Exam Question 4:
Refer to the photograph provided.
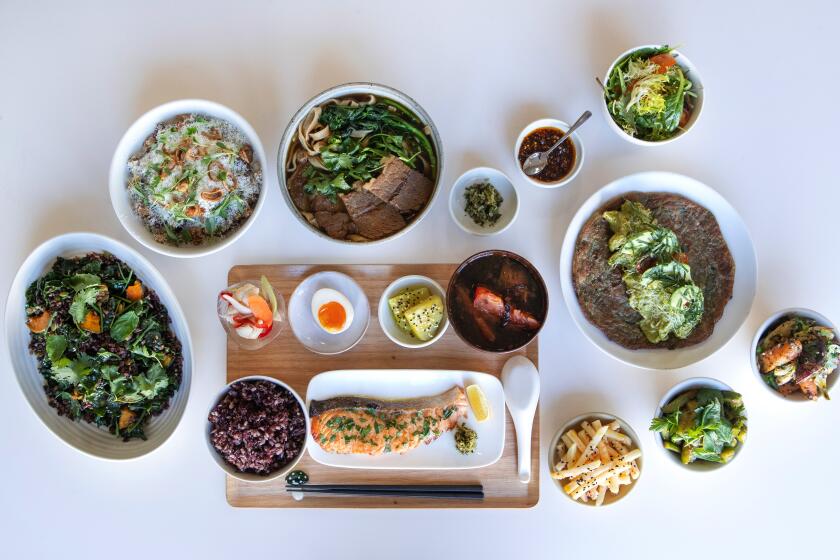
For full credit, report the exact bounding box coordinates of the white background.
[1,1,837,558]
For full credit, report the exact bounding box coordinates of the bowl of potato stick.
[549,413,642,506]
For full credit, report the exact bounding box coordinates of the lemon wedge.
[466,384,490,422]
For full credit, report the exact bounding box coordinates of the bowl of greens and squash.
[601,45,704,145]
[650,377,747,472]
[7,233,193,460]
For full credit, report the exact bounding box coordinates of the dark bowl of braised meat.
[447,250,548,353]
[206,376,309,482]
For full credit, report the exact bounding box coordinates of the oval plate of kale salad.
[6,233,192,460]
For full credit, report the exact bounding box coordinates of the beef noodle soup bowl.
[447,250,548,353]
[278,83,443,244]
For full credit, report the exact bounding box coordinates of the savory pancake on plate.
[572,191,734,350]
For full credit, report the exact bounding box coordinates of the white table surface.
[2,1,837,558]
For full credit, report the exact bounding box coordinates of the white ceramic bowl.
[277,82,443,245]
[652,377,746,472]
[378,275,449,348]
[206,375,309,482]
[109,99,268,258]
[559,171,757,370]
[750,308,840,402]
[514,118,584,188]
[448,167,519,236]
[5,232,193,460]
[601,45,705,146]
[288,271,370,355]
[548,412,643,507]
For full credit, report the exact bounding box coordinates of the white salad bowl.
[5,232,193,460]
[449,167,519,236]
[548,412,643,507]
[750,308,840,402]
[652,377,746,473]
[378,275,449,348]
[601,45,705,146]
[206,375,309,483]
[109,99,268,258]
[514,118,584,189]
[559,171,757,370]
[276,82,444,245]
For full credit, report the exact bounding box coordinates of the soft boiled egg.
[311,288,354,334]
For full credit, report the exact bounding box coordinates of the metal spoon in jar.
[522,110,592,176]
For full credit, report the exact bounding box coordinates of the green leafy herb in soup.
[756,316,838,400]
[650,388,746,464]
[298,100,436,200]
[127,113,262,246]
[464,181,503,227]
[603,46,695,141]
[24,252,183,440]
[604,200,704,343]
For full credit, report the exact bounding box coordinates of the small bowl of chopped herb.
[449,167,518,236]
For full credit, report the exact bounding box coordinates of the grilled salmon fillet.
[309,387,467,455]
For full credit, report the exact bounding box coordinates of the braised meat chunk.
[340,190,406,240]
[315,211,354,240]
[362,157,433,214]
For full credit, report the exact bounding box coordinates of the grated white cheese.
[126,113,262,246]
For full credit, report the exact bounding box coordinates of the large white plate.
[305,369,505,469]
[559,172,757,370]
[4,232,193,460]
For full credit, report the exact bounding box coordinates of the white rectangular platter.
[305,369,505,470]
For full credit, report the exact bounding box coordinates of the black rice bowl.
[208,378,307,476]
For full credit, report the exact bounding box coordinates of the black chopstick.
[286,484,484,499]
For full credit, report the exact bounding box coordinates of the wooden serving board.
[225,264,539,508]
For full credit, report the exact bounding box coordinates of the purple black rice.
[208,379,306,475]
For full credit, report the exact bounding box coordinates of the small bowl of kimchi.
[217,277,286,350]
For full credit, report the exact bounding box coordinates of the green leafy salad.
[24,252,182,440]
[603,46,695,141]
[604,200,704,344]
[651,388,747,465]
[301,100,437,200]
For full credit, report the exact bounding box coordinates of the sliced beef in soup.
[340,190,406,240]
[315,211,354,240]
[362,157,433,215]
[311,193,344,214]
[287,164,311,212]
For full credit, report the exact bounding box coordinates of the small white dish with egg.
[289,271,370,354]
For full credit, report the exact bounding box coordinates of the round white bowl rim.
[448,166,520,236]
[750,307,840,402]
[559,171,757,370]
[276,82,444,246]
[653,377,745,472]
[548,411,642,506]
[377,274,449,348]
[205,374,309,482]
[108,98,269,258]
[514,118,585,188]
[5,231,194,460]
[601,45,705,146]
